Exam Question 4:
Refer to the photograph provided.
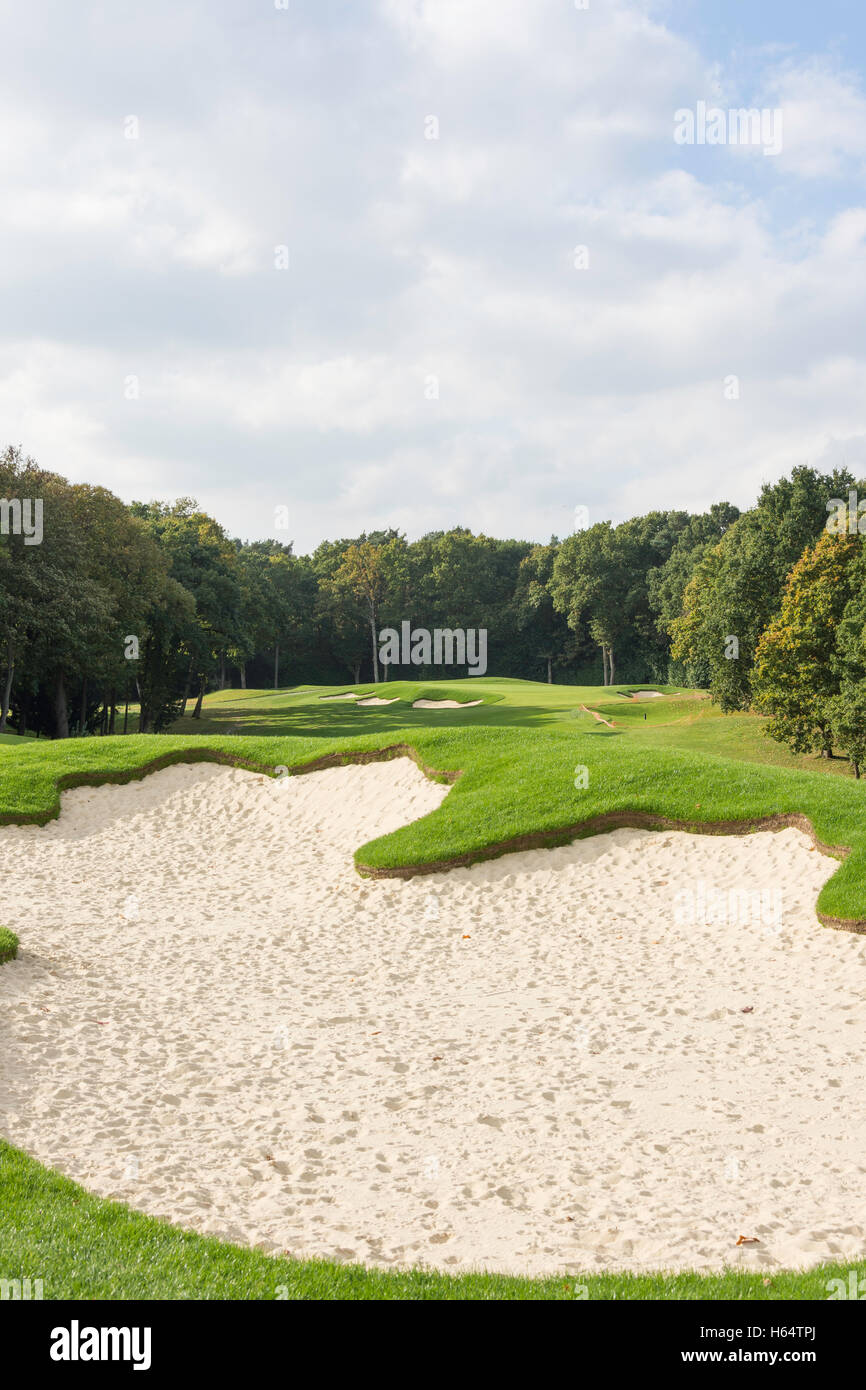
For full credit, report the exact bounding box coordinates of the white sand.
[412,699,483,709]
[320,692,359,701]
[2,759,866,1277]
[631,690,665,699]
[357,697,400,706]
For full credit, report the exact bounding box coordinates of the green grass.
[3,676,866,1299]
[0,1140,856,1301]
[165,676,866,773]
[2,680,865,922]
[0,927,18,963]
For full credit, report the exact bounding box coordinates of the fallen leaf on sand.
[462,934,471,939]
[736,1235,760,1246]
[741,1006,754,1013]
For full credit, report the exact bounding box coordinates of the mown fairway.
[165,676,866,779]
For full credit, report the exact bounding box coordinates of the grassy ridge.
[2,718,865,921]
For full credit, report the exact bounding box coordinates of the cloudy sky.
[2,0,866,552]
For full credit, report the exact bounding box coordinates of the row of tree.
[668,466,863,708]
[2,445,864,760]
[663,463,866,774]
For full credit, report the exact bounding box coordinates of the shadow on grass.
[170,702,581,739]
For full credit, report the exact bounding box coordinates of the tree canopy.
[3,448,865,763]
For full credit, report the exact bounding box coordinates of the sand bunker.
[2,760,865,1276]
[622,690,665,700]
[320,692,360,701]
[357,697,400,706]
[412,699,483,709]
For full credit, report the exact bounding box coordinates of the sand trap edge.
[0,743,460,831]
[356,806,862,934]
[1,744,862,933]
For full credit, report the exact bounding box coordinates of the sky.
[2,0,866,554]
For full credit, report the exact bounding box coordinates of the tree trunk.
[369,612,380,683]
[239,663,246,689]
[218,652,226,689]
[108,690,117,736]
[179,654,194,717]
[78,675,88,736]
[274,642,280,690]
[192,675,205,720]
[547,656,552,684]
[601,644,609,686]
[123,680,130,735]
[608,644,616,686]
[54,671,69,739]
[352,662,361,684]
[855,762,861,779]
[0,640,13,733]
[136,676,151,734]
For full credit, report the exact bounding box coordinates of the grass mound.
[0,927,19,963]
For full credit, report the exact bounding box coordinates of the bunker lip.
[412,698,484,709]
[0,743,462,831]
[356,805,860,933]
[2,744,861,933]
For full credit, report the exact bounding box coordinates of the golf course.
[3,677,866,1300]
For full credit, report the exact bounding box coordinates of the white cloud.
[768,59,866,178]
[1,1,866,553]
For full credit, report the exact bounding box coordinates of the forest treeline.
[1,445,865,769]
